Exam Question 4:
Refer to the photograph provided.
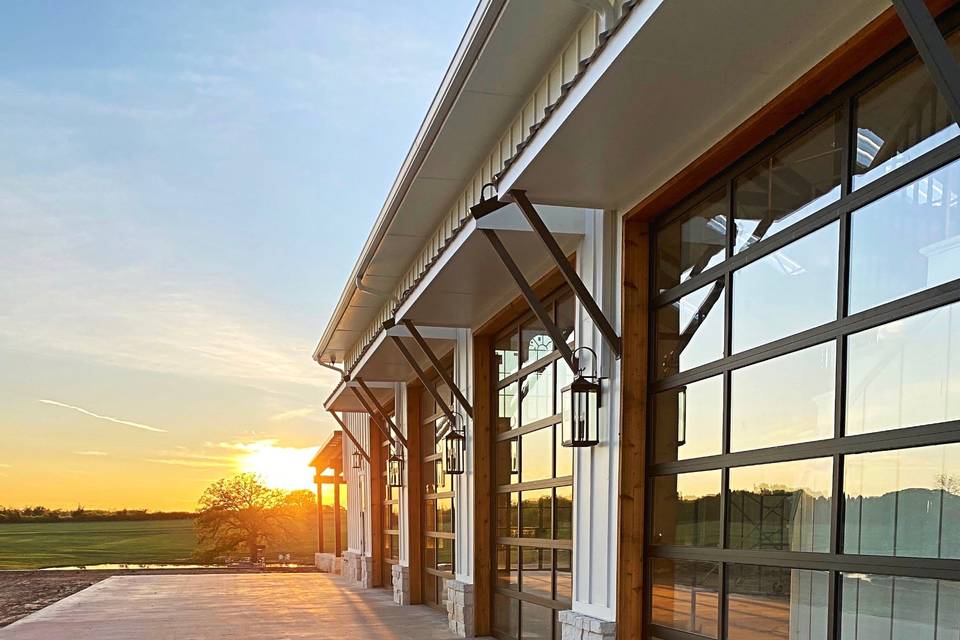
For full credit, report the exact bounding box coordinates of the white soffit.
[395,204,586,330]
[324,379,396,413]
[346,328,456,385]
[497,0,890,211]
[320,0,588,363]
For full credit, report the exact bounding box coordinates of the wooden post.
[406,383,424,604]
[472,334,493,637]
[334,479,342,557]
[617,219,649,640]
[317,483,325,554]
[370,421,385,588]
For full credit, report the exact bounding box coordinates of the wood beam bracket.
[348,383,394,447]
[355,377,408,449]
[386,326,457,426]
[327,409,371,462]
[477,227,578,371]
[401,319,473,419]
[507,189,622,359]
[893,0,960,123]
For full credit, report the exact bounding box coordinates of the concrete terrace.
[0,573,456,640]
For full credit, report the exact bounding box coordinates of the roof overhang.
[310,431,343,475]
[496,0,890,211]
[324,379,396,413]
[315,0,590,366]
[395,203,586,329]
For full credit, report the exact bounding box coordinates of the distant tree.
[194,473,293,563]
[937,473,960,496]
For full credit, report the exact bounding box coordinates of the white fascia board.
[495,0,664,196]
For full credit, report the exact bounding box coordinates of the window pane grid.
[493,293,575,640]
[648,19,960,640]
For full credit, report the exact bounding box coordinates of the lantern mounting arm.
[387,329,457,425]
[348,384,394,447]
[327,409,371,462]
[478,228,578,372]
[401,319,473,419]
[355,377,408,450]
[507,190,622,359]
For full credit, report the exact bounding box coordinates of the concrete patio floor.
[0,573,456,640]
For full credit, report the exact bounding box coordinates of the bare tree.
[194,473,292,563]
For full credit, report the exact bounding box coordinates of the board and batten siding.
[343,410,373,556]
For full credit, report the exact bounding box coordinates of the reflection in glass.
[437,498,454,533]
[496,330,520,381]
[732,222,839,353]
[496,438,519,486]
[728,458,832,552]
[496,492,519,539]
[497,383,518,432]
[844,443,960,559]
[656,280,725,379]
[497,544,519,590]
[657,188,728,292]
[849,157,960,313]
[436,537,454,574]
[727,565,828,640]
[555,485,572,540]
[734,112,842,253]
[555,426,572,478]
[521,318,554,368]
[652,470,721,547]
[556,549,572,604]
[841,573,960,639]
[730,342,835,451]
[654,375,723,463]
[520,548,552,599]
[520,489,552,539]
[493,593,519,640]
[847,301,960,435]
[521,427,553,483]
[520,601,553,640]
[520,366,554,426]
[651,558,720,638]
[853,32,960,189]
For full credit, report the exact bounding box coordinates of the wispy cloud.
[38,399,167,433]
[268,407,315,422]
[74,450,108,456]
[0,463,11,468]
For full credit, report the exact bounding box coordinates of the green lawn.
[0,519,198,570]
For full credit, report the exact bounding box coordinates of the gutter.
[313,0,508,364]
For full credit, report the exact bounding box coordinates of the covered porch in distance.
[310,432,347,573]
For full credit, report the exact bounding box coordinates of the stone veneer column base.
[392,564,410,605]
[342,551,372,588]
[314,552,341,574]
[558,610,616,640]
[446,580,475,637]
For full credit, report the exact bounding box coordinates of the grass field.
[0,519,199,570]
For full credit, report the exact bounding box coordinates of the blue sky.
[0,0,476,510]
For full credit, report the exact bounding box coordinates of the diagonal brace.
[349,384,394,447]
[509,189,622,359]
[388,333,457,425]
[327,410,371,462]
[478,228,577,371]
[355,377,408,449]
[401,319,473,419]
[893,0,960,124]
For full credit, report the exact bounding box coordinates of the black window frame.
[646,10,960,640]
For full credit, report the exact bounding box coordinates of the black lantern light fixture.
[387,446,404,488]
[351,449,363,470]
[561,346,601,448]
[442,413,466,476]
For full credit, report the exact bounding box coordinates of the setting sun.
[235,440,318,493]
